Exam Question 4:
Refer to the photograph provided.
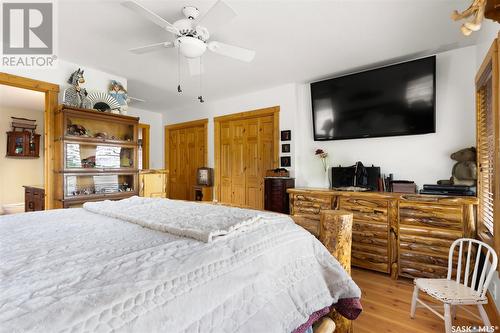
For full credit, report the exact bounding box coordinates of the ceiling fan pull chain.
[177,47,182,93]
[198,56,204,103]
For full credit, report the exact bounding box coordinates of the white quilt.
[0,199,361,333]
[83,197,275,243]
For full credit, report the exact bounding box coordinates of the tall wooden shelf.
[54,105,139,208]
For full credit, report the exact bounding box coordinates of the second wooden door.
[217,109,277,209]
[165,120,207,200]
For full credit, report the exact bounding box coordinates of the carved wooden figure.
[452,0,487,36]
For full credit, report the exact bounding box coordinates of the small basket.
[266,168,290,177]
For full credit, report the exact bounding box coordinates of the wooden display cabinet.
[53,106,139,208]
[6,131,40,158]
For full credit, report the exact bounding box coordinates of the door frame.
[138,123,150,169]
[213,106,280,202]
[164,118,208,197]
[0,72,60,209]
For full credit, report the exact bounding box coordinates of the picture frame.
[280,156,291,167]
[281,144,290,153]
[281,130,291,141]
[196,167,213,186]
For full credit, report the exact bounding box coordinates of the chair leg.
[477,304,491,327]
[451,305,457,319]
[410,285,419,318]
[444,304,452,333]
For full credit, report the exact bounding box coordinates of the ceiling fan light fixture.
[182,6,200,20]
[178,36,206,58]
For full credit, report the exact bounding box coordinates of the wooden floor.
[351,268,497,333]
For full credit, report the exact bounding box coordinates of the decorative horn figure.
[451,0,487,36]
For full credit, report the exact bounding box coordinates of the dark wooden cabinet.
[6,131,40,158]
[24,186,45,212]
[192,185,213,201]
[264,177,295,214]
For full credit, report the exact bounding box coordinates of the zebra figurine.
[63,68,91,109]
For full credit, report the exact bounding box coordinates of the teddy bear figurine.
[438,147,477,186]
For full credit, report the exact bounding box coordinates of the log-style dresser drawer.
[399,204,463,231]
[339,197,390,273]
[398,200,472,279]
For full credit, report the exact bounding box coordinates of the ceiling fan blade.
[129,41,174,54]
[122,1,179,35]
[208,41,255,62]
[197,0,236,34]
[187,57,205,76]
[129,96,146,103]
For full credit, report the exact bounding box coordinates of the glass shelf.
[65,142,135,170]
[64,173,136,199]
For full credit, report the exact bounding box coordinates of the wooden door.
[165,119,208,200]
[230,120,247,206]
[214,107,279,209]
[245,118,261,208]
[220,122,232,203]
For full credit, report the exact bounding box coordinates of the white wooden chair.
[410,238,498,333]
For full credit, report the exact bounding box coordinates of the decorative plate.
[86,92,121,112]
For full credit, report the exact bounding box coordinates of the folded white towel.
[83,196,280,242]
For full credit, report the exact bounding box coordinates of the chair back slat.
[477,251,491,294]
[456,241,463,283]
[463,240,472,287]
[447,238,498,297]
[470,243,482,289]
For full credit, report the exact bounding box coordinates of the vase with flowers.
[315,148,331,188]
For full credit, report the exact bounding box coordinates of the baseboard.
[486,291,500,326]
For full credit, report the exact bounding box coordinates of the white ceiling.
[58,0,476,112]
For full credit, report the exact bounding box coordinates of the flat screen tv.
[311,56,436,141]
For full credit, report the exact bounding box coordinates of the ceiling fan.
[123,0,256,77]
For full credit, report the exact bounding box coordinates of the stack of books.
[11,117,37,131]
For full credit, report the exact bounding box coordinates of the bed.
[0,197,361,332]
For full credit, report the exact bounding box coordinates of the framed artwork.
[281,130,291,141]
[197,167,213,186]
[282,144,290,153]
[280,156,291,167]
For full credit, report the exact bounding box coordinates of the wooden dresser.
[139,169,168,198]
[23,185,45,212]
[264,177,295,214]
[288,188,477,279]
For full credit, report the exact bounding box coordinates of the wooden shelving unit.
[54,105,139,208]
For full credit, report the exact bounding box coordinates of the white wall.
[0,87,45,211]
[164,46,477,190]
[164,83,298,175]
[2,59,127,98]
[295,46,476,189]
[128,107,164,169]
